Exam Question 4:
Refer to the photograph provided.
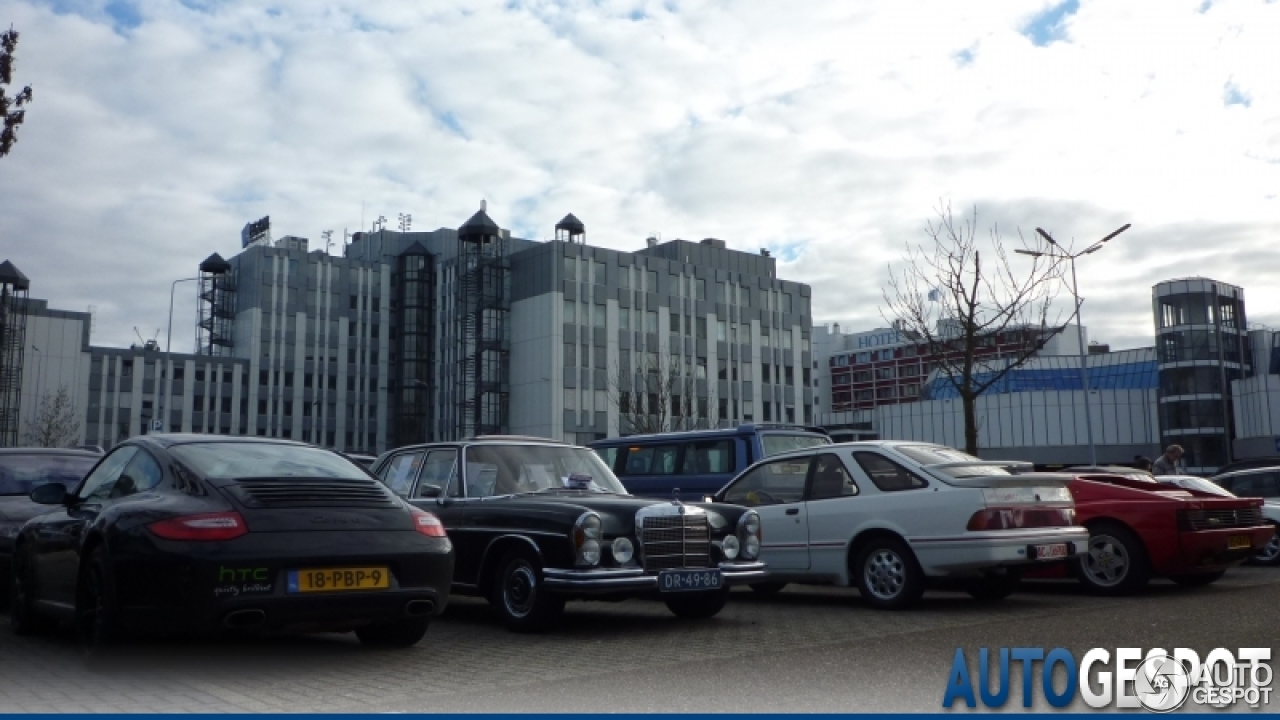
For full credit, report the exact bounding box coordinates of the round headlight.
[580,539,601,566]
[740,511,761,537]
[721,534,740,560]
[742,534,760,560]
[612,537,635,564]
[580,513,602,539]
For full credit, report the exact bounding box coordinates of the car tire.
[748,582,788,595]
[1076,522,1151,596]
[854,538,925,610]
[1249,524,1280,567]
[490,549,564,632]
[1171,571,1226,587]
[664,589,729,619]
[76,548,124,650]
[10,548,54,636]
[355,618,430,648]
[966,573,1020,602]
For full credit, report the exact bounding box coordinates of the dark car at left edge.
[0,447,103,606]
[9,434,454,648]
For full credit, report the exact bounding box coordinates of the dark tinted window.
[681,440,735,475]
[79,447,139,502]
[808,453,858,500]
[723,457,809,506]
[620,445,680,476]
[0,454,100,496]
[852,452,928,492]
[379,451,424,496]
[420,449,459,498]
[113,450,163,498]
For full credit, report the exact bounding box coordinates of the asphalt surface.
[1,569,1277,713]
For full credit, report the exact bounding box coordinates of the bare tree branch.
[881,202,1068,453]
[607,351,705,435]
[23,385,81,447]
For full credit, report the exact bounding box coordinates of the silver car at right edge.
[709,441,1089,609]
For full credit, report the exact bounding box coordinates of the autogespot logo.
[942,647,1273,711]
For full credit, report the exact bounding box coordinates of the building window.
[564,300,576,324]
[717,320,727,342]
[594,304,606,328]
[646,312,658,334]
[877,367,895,380]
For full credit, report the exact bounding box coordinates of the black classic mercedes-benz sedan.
[10,434,454,648]
[371,436,767,631]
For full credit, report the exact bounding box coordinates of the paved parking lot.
[2,568,1278,713]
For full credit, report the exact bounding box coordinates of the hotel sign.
[856,330,903,348]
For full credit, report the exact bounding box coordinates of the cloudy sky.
[1,0,1277,353]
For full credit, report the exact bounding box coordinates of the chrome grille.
[232,478,398,509]
[1183,507,1264,531]
[641,514,711,571]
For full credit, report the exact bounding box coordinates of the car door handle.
[785,508,799,515]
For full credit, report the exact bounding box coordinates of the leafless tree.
[882,203,1069,454]
[607,351,706,435]
[23,385,81,448]
[1,25,34,158]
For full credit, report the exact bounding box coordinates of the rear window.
[894,445,1010,478]
[170,443,370,480]
[760,433,830,457]
[0,454,99,496]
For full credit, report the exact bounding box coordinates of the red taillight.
[412,509,447,538]
[148,512,248,541]
[966,508,1076,531]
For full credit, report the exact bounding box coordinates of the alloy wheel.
[1083,534,1129,587]
[863,549,907,600]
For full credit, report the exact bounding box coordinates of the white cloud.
[0,0,1277,353]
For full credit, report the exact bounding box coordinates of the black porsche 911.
[9,434,454,648]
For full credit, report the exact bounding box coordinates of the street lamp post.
[161,277,200,433]
[1016,223,1130,467]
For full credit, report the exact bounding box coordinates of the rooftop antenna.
[398,213,412,232]
[321,229,334,255]
[481,199,487,212]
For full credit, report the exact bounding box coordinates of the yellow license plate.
[287,567,390,593]
[1228,535,1251,550]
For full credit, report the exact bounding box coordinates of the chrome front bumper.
[542,561,768,594]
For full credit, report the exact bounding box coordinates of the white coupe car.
[708,441,1089,609]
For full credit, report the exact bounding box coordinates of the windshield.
[463,445,628,497]
[0,453,100,496]
[170,443,370,480]
[894,444,1012,477]
[760,433,830,457]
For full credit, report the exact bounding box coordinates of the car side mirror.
[30,483,70,506]
[418,483,442,498]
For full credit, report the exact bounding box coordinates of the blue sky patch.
[104,0,143,30]
[438,111,469,139]
[953,47,976,66]
[1022,0,1079,46]
[767,241,808,263]
[1224,82,1251,107]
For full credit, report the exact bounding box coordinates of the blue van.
[588,424,832,500]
